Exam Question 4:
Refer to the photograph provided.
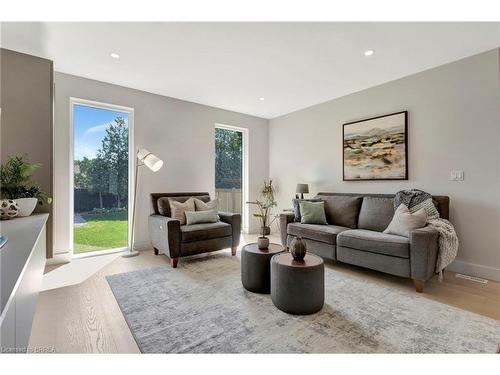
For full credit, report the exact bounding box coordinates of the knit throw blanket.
[394,189,459,280]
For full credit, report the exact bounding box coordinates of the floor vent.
[455,273,488,284]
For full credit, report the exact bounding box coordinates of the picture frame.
[343,111,408,181]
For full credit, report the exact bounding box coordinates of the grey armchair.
[148,192,241,268]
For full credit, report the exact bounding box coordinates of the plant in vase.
[0,155,52,217]
[247,179,278,249]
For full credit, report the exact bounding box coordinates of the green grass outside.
[74,211,128,254]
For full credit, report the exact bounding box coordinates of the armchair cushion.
[181,221,232,243]
[185,210,219,225]
[156,194,210,217]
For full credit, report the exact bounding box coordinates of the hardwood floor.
[29,234,500,353]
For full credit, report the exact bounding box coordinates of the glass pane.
[215,127,242,215]
[73,104,129,254]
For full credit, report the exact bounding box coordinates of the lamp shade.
[296,183,309,194]
[137,148,163,172]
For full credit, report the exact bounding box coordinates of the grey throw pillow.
[185,210,219,225]
[384,204,427,237]
[299,201,327,225]
[194,197,218,211]
[292,198,322,221]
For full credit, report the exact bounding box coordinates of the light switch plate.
[450,170,464,181]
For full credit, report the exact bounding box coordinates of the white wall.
[269,49,500,281]
[53,73,268,258]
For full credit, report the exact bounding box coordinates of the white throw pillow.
[194,197,218,211]
[168,198,195,225]
[185,210,219,225]
[383,204,427,237]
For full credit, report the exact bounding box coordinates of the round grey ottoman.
[241,243,285,294]
[271,253,324,315]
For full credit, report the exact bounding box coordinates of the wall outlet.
[450,170,464,181]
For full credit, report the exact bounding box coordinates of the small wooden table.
[241,243,285,294]
[271,253,324,315]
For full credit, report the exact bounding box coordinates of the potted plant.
[247,180,278,249]
[0,155,51,217]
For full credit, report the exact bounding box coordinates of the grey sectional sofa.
[280,192,449,292]
[148,192,241,268]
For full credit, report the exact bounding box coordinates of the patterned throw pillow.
[168,198,195,225]
[194,197,218,212]
[408,198,439,220]
[384,204,427,237]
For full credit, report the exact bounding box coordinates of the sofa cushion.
[337,229,409,258]
[287,222,350,245]
[318,196,362,228]
[180,221,232,243]
[358,197,395,232]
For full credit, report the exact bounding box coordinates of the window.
[215,124,248,232]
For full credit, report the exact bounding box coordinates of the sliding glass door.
[71,99,133,255]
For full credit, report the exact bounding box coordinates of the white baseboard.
[446,259,500,282]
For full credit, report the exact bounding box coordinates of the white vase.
[14,197,38,217]
[257,237,269,250]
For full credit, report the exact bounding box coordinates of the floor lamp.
[123,148,164,258]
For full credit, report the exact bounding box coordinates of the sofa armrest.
[409,226,439,281]
[219,212,241,248]
[280,213,295,247]
[148,214,181,258]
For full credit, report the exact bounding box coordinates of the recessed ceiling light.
[364,49,374,56]
[259,97,265,101]
[110,53,120,59]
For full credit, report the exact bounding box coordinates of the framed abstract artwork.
[343,111,408,181]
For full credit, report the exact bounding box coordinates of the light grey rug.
[106,254,500,353]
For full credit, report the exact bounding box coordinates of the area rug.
[106,254,500,353]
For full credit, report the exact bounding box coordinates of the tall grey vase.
[290,236,307,261]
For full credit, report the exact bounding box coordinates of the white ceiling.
[1,22,499,119]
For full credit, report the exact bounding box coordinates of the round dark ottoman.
[241,243,285,294]
[271,253,324,315]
